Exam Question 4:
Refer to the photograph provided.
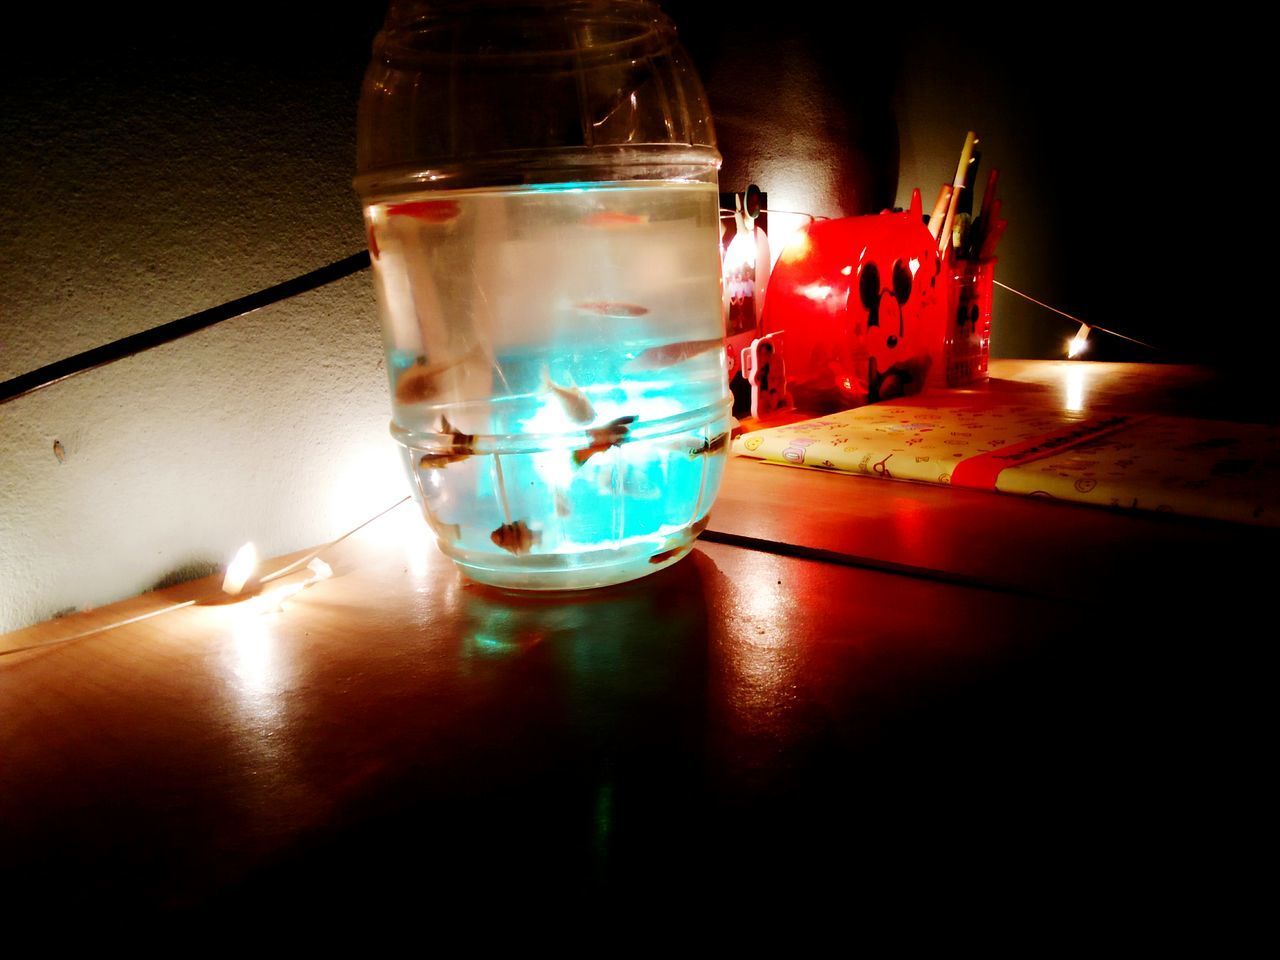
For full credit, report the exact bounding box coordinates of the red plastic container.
[760,198,946,411]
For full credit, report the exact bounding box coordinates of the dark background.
[2,3,1264,368]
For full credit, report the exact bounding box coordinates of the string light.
[222,542,260,596]
[988,280,1156,356]
[2,496,410,661]
[1067,323,1091,359]
[254,495,410,587]
[246,557,334,616]
[0,600,199,659]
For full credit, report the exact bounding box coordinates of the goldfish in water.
[626,338,723,371]
[649,545,684,565]
[439,415,473,446]
[490,519,540,556]
[387,200,462,223]
[396,361,437,404]
[582,211,649,229]
[575,301,650,318]
[542,368,596,424]
[688,432,729,458]
[572,415,637,467]
[419,415,476,468]
[394,348,481,404]
[419,451,469,469]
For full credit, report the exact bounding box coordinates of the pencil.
[979,168,999,224]
[938,130,979,256]
[927,184,953,240]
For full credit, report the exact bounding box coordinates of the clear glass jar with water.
[355,1,730,589]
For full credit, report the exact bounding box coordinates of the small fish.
[52,439,66,463]
[387,200,462,223]
[572,415,637,467]
[490,519,539,556]
[419,451,469,469]
[395,358,443,404]
[649,546,683,565]
[439,415,473,446]
[542,368,596,424]
[627,338,723,371]
[583,211,649,229]
[419,415,475,468]
[688,432,729,458]
[394,348,480,404]
[575,301,650,318]
[554,490,572,518]
[367,223,380,260]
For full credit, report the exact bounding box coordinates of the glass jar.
[944,258,996,387]
[355,0,730,589]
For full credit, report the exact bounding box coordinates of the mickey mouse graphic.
[858,254,935,402]
[760,190,944,411]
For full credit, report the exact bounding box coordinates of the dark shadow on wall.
[662,2,902,216]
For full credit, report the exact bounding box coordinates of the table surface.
[2,361,1272,921]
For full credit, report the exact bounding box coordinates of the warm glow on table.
[1,360,1271,918]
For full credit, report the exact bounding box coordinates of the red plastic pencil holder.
[944,258,995,386]
[759,204,946,411]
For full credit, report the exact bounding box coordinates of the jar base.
[443,537,696,591]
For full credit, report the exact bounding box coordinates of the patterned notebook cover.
[731,398,1280,526]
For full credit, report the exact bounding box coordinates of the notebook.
[732,397,1280,527]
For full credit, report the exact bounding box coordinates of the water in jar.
[365,180,731,589]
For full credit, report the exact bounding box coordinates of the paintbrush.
[966,168,1000,259]
[978,218,1007,260]
[927,183,953,240]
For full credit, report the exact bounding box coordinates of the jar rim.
[355,144,721,198]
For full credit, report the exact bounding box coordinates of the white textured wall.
[1,29,401,632]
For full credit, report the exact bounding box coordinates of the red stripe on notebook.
[951,414,1144,489]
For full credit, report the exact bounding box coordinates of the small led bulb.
[222,542,259,596]
[1067,323,1091,359]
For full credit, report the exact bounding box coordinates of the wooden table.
[2,361,1271,923]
